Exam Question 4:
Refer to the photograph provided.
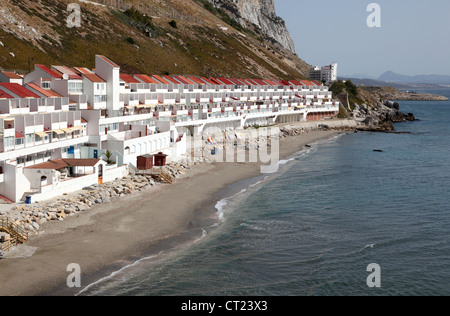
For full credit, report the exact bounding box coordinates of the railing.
[0,216,29,245]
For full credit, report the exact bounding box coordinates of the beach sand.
[0,130,340,296]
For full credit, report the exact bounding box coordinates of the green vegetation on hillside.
[330,80,364,109]
[0,0,308,80]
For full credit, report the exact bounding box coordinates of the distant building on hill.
[308,63,338,85]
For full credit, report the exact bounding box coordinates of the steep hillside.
[0,0,309,79]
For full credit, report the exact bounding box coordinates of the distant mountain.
[378,71,450,85]
[338,77,449,90]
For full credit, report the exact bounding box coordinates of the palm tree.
[102,150,115,165]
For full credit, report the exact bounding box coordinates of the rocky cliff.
[205,0,296,54]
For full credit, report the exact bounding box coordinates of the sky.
[274,0,450,78]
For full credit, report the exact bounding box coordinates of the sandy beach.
[0,129,340,296]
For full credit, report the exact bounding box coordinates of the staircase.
[159,172,174,184]
[0,194,14,204]
[0,216,29,253]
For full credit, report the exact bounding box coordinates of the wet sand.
[0,130,340,296]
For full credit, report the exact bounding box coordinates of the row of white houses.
[0,55,340,203]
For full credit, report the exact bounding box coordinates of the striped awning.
[61,128,73,133]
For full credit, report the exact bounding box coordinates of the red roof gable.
[36,64,63,79]
[120,74,140,84]
[0,83,40,98]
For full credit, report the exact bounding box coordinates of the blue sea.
[80,90,450,296]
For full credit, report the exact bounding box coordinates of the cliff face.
[207,0,296,54]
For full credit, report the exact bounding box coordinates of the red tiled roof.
[0,83,40,98]
[263,79,278,86]
[1,71,23,80]
[120,74,140,84]
[36,64,63,79]
[83,73,106,83]
[289,80,303,86]
[0,90,14,99]
[216,78,234,85]
[26,158,101,170]
[201,77,216,85]
[188,76,206,85]
[172,76,189,85]
[253,79,268,86]
[311,80,322,86]
[245,79,258,86]
[301,80,315,86]
[81,117,88,123]
[15,132,24,138]
[162,75,180,85]
[152,75,171,85]
[26,83,63,98]
[73,67,94,75]
[209,78,223,85]
[97,55,120,68]
[52,66,82,79]
[135,74,159,84]
[180,76,197,85]
[227,78,243,85]
[238,78,252,86]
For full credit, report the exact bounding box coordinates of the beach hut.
[154,152,168,167]
[137,155,154,170]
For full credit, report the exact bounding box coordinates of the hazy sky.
[275,0,450,78]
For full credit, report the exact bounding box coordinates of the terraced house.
[0,55,339,203]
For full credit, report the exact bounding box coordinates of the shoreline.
[0,125,342,296]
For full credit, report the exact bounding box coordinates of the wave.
[76,252,164,296]
[215,132,346,223]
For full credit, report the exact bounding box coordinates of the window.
[41,81,51,89]
[26,133,34,144]
[68,81,83,94]
[4,137,14,147]
[15,138,24,146]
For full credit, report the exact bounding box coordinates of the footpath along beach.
[0,120,354,296]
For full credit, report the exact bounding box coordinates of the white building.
[308,63,338,85]
[0,55,340,203]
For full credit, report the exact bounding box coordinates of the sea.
[79,89,450,296]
